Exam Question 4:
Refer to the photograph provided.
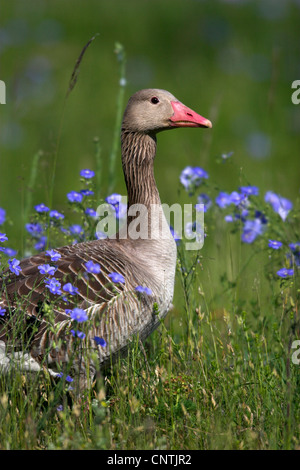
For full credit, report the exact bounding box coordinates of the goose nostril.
[186,112,193,117]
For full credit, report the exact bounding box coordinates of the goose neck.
[121,131,160,209]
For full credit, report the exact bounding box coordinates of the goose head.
[121,88,212,135]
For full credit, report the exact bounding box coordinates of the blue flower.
[63,283,79,295]
[289,242,300,253]
[0,308,6,316]
[69,224,84,236]
[106,193,122,205]
[93,336,107,347]
[0,233,8,242]
[50,210,64,220]
[95,231,108,240]
[45,277,62,295]
[0,247,17,257]
[70,308,88,323]
[265,191,293,221]
[85,207,97,217]
[67,191,83,203]
[38,264,56,276]
[224,215,234,222]
[277,268,294,278]
[8,258,22,276]
[66,375,73,383]
[196,194,212,212]
[35,203,49,213]
[241,218,266,244]
[84,260,101,274]
[239,186,259,196]
[108,272,125,284]
[106,194,127,219]
[288,242,300,267]
[180,166,208,191]
[254,211,268,225]
[135,286,152,295]
[34,236,47,251]
[80,169,95,179]
[185,222,204,244]
[46,249,61,262]
[268,240,282,250]
[215,191,231,209]
[229,191,246,206]
[25,223,43,237]
[0,208,6,225]
[80,189,94,196]
[70,329,86,339]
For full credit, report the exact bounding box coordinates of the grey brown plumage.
[0,89,211,388]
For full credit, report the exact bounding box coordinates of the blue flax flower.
[69,224,84,236]
[106,193,127,219]
[50,210,64,220]
[265,191,293,221]
[46,249,61,262]
[70,308,88,323]
[93,336,107,347]
[289,242,300,253]
[80,189,94,196]
[35,236,47,251]
[229,191,246,206]
[0,308,6,316]
[239,186,259,196]
[180,166,208,191]
[277,268,294,278]
[106,193,122,205]
[135,286,152,295]
[215,191,231,209]
[67,191,83,203]
[0,233,8,242]
[25,223,43,237]
[71,329,86,339]
[8,258,22,276]
[108,272,125,284]
[35,203,49,213]
[85,260,101,274]
[85,207,97,217]
[196,194,212,212]
[185,222,204,244]
[63,283,79,295]
[38,264,56,276]
[268,240,282,250]
[288,242,300,267]
[80,169,95,179]
[241,218,266,244]
[0,247,17,256]
[45,277,62,295]
[0,208,6,225]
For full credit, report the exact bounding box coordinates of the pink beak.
[170,101,212,128]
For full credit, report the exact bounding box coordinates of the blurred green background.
[0,0,300,252]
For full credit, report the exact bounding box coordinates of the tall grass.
[0,46,299,450]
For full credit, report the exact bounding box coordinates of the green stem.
[108,43,126,194]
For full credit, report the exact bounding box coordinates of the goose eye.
[150,97,159,104]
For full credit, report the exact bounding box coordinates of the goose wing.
[0,239,140,350]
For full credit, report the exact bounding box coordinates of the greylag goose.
[0,89,211,388]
